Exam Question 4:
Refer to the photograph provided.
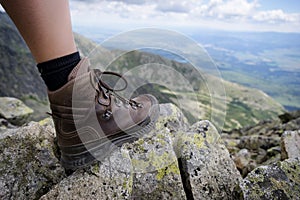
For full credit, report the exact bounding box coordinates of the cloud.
[154,1,194,13]
[69,0,300,32]
[205,0,258,19]
[253,9,300,23]
[111,0,149,5]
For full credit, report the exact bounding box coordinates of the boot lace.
[91,69,143,119]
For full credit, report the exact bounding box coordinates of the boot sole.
[60,94,160,170]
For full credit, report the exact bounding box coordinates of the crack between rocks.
[177,157,194,200]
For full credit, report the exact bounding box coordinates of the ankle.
[37,52,81,91]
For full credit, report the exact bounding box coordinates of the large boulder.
[42,124,187,199]
[0,121,66,200]
[0,97,33,126]
[41,103,243,199]
[175,121,243,199]
[0,103,244,199]
[242,158,300,200]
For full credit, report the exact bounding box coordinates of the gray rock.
[285,117,300,131]
[0,121,66,200]
[0,97,33,126]
[238,135,281,150]
[222,137,240,154]
[42,104,243,199]
[175,120,243,199]
[234,149,256,177]
[0,103,246,199]
[42,142,186,200]
[0,118,16,135]
[158,103,189,132]
[279,110,300,123]
[41,104,188,199]
[40,151,134,200]
[223,109,300,179]
[281,130,300,160]
[242,158,300,200]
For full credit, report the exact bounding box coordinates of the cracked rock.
[175,120,243,200]
[41,103,187,200]
[0,121,65,200]
[2,103,245,199]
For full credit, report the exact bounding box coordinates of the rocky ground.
[0,97,299,199]
[222,110,300,178]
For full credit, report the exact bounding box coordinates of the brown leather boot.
[48,58,159,169]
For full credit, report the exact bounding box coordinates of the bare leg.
[1,0,77,63]
[1,0,160,170]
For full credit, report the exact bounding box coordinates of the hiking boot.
[48,58,159,169]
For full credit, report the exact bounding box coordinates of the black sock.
[37,52,81,91]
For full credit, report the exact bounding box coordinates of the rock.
[42,104,243,199]
[0,97,33,126]
[238,119,282,137]
[234,149,251,168]
[238,135,280,150]
[281,130,300,160]
[41,104,188,199]
[262,153,281,167]
[43,132,186,199]
[261,146,281,166]
[40,151,135,200]
[284,117,300,131]
[234,149,256,177]
[0,118,15,129]
[0,102,247,199]
[38,117,55,127]
[222,137,240,154]
[156,103,189,132]
[242,158,300,200]
[0,121,66,200]
[175,120,243,199]
[0,118,16,135]
[279,110,300,123]
[223,109,300,179]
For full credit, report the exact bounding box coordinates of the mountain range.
[0,12,285,131]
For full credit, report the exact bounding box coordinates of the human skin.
[1,0,77,63]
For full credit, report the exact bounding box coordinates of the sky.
[69,0,300,33]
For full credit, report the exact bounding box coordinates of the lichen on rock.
[242,158,300,200]
[0,121,65,200]
[175,120,243,200]
[40,103,243,199]
[5,102,298,199]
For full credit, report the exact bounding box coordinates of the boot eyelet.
[131,104,137,110]
[137,103,143,108]
[103,91,109,99]
[102,110,112,120]
[124,101,130,108]
[114,98,122,107]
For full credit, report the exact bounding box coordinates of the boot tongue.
[68,57,91,81]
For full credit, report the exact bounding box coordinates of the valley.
[0,12,290,131]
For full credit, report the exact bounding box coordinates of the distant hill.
[190,31,300,111]
[90,49,285,130]
[70,29,286,130]
[0,12,49,120]
[0,12,285,130]
[0,12,46,99]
